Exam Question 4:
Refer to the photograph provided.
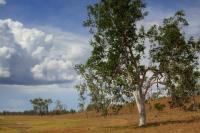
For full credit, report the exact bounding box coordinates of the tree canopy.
[148,11,200,106]
[75,0,200,126]
[30,98,53,116]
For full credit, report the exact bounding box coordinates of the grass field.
[1,98,200,133]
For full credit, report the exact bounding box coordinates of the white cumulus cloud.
[0,19,91,84]
[4,19,53,55]
[31,58,75,81]
[0,46,15,59]
[0,0,6,5]
[0,68,10,77]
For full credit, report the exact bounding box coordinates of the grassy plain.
[1,98,200,133]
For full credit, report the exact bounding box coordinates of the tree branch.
[143,72,166,96]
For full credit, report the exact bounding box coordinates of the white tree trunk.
[133,89,147,127]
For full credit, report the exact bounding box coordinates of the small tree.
[30,98,52,116]
[53,100,65,114]
[154,103,166,111]
[148,11,200,107]
[55,100,64,110]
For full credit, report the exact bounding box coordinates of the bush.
[154,103,166,111]
[86,103,97,111]
[69,109,76,113]
[187,104,199,111]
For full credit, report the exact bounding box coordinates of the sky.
[0,0,199,111]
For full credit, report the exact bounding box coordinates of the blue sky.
[0,0,96,34]
[0,0,199,111]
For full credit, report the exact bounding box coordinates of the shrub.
[187,104,198,111]
[154,103,166,111]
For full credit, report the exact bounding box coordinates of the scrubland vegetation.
[1,0,199,132]
[1,97,200,133]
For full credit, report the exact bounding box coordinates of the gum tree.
[148,11,200,107]
[30,98,53,115]
[76,0,160,126]
[76,0,200,126]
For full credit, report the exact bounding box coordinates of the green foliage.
[149,10,200,108]
[75,0,200,126]
[154,103,166,111]
[111,104,123,115]
[84,0,147,78]
[86,103,96,111]
[30,98,53,116]
[76,0,150,114]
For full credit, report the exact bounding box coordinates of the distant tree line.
[0,98,76,116]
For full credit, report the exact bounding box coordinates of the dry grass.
[1,97,200,133]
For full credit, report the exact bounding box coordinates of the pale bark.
[133,89,147,127]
